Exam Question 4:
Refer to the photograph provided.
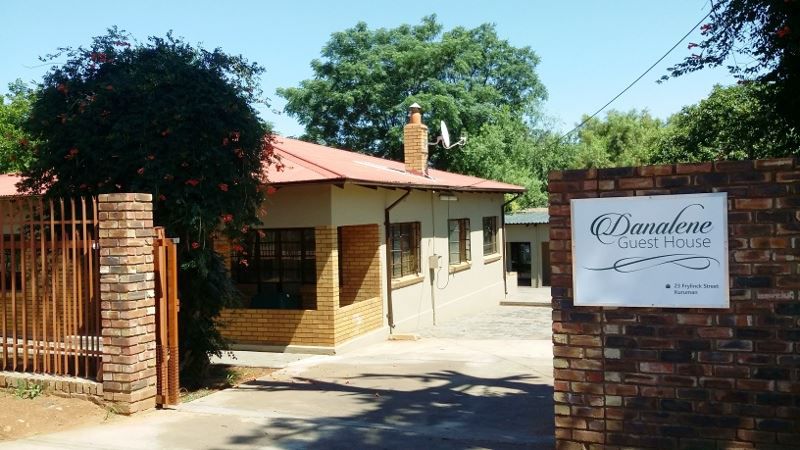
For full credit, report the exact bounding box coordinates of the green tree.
[653,83,800,163]
[21,28,273,385]
[0,80,36,173]
[453,109,577,208]
[573,110,663,168]
[664,0,800,133]
[278,15,547,171]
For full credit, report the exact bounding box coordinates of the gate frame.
[154,226,180,407]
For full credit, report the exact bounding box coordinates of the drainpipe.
[385,189,412,331]
[501,193,523,295]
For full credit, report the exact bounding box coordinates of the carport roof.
[505,208,550,224]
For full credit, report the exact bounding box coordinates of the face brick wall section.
[549,158,800,449]
[339,224,381,307]
[335,224,383,344]
[98,193,157,415]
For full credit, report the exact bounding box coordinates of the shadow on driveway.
[209,368,553,450]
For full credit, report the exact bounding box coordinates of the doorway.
[509,242,532,286]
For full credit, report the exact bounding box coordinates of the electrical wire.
[558,9,714,141]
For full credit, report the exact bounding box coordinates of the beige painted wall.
[229,182,508,343]
[332,185,507,333]
[258,184,333,228]
[505,223,550,287]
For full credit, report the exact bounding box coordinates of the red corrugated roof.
[0,174,22,197]
[269,137,525,193]
[0,137,525,196]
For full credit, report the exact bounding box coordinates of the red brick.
[754,157,794,170]
[638,164,674,176]
[618,177,653,189]
[776,171,800,182]
[735,198,774,209]
[675,162,713,174]
[573,430,604,444]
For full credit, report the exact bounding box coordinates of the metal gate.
[0,196,101,379]
[154,227,179,407]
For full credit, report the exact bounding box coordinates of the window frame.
[231,228,316,287]
[389,222,421,279]
[448,218,471,265]
[483,216,498,256]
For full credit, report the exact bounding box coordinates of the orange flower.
[191,242,200,249]
[137,167,145,175]
[218,183,229,192]
[185,179,200,187]
[222,214,234,223]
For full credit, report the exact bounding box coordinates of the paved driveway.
[3,305,554,449]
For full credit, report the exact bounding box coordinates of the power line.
[559,9,713,140]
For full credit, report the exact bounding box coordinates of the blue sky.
[1,1,733,136]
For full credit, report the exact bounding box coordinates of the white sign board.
[571,193,729,308]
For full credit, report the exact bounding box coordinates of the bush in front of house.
[20,27,274,387]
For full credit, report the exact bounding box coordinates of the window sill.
[448,262,471,274]
[483,253,502,264]
[391,274,425,290]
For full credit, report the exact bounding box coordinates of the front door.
[509,242,532,286]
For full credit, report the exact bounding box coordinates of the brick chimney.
[403,103,428,175]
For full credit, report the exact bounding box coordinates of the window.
[390,222,420,279]
[232,228,316,289]
[448,219,471,265]
[483,216,498,255]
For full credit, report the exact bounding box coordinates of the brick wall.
[339,224,381,307]
[548,158,800,449]
[218,224,385,348]
[335,224,383,343]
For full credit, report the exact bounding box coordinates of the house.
[504,209,550,288]
[0,105,525,354]
[215,105,525,352]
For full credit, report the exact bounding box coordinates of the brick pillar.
[98,193,157,415]
[315,226,339,312]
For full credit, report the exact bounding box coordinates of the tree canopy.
[21,28,273,384]
[278,15,547,170]
[664,0,800,131]
[0,80,36,173]
[572,110,663,169]
[653,83,799,163]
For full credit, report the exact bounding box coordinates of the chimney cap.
[409,102,422,111]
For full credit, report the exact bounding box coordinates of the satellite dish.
[428,120,466,149]
[440,121,451,148]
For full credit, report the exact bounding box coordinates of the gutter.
[384,189,412,331]
[501,193,523,295]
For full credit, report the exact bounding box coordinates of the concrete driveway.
[2,305,554,449]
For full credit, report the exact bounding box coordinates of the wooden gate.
[154,227,179,407]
